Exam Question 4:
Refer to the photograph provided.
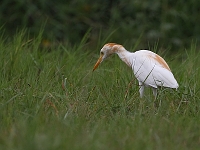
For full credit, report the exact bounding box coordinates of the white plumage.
[93,43,179,98]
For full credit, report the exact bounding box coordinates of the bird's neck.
[114,46,133,67]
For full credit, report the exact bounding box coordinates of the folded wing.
[132,50,179,88]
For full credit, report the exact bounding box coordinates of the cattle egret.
[93,43,179,98]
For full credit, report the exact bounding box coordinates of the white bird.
[93,43,179,98]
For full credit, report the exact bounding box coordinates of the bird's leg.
[152,87,157,98]
[139,82,144,98]
[152,87,159,108]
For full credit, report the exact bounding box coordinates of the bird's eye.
[100,52,104,55]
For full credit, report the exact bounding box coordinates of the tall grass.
[0,30,200,150]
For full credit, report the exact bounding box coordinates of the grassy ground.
[0,31,200,150]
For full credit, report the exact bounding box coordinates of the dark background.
[0,0,199,50]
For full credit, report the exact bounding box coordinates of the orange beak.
[93,54,103,71]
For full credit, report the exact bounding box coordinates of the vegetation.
[0,30,200,150]
[0,0,200,49]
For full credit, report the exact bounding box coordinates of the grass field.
[0,31,200,150]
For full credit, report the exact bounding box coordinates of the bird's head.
[93,43,121,71]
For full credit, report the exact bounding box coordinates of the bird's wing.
[150,66,178,88]
[131,50,178,88]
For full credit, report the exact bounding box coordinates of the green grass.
[0,31,200,150]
